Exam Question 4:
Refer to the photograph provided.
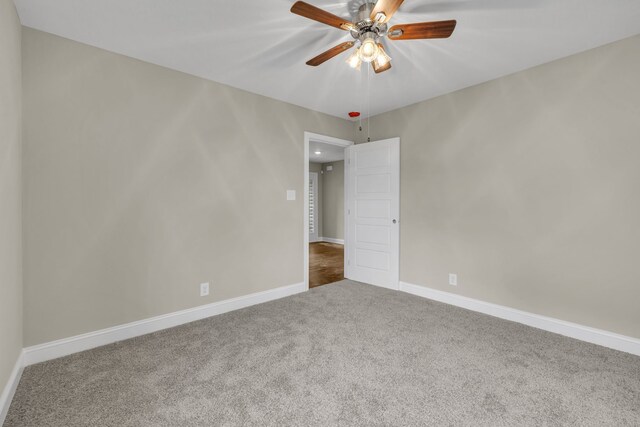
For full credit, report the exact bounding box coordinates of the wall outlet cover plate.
[200,282,210,296]
[449,274,457,286]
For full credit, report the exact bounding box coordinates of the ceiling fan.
[290,0,457,73]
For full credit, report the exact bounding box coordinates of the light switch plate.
[286,190,296,201]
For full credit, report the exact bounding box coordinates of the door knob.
[392,219,397,224]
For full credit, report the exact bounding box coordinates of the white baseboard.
[399,281,640,357]
[320,237,344,245]
[0,350,24,425]
[23,282,305,366]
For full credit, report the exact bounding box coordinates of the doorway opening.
[304,132,353,290]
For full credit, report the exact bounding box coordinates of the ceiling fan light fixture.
[374,43,391,68]
[346,48,362,69]
[358,34,379,63]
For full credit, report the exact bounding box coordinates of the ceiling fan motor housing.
[350,2,387,41]
[357,2,375,22]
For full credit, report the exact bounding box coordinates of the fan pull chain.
[359,65,363,134]
[367,63,371,142]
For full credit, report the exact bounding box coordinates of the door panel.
[355,200,391,218]
[355,248,390,270]
[356,173,391,193]
[345,138,399,290]
[355,224,390,246]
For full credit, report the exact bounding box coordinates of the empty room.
[1,0,639,425]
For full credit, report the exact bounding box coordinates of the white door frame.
[308,171,319,243]
[304,132,354,291]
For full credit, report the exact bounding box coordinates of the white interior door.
[345,138,400,290]
[309,172,319,243]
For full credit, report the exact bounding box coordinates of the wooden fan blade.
[370,0,404,24]
[291,1,354,31]
[306,41,355,66]
[388,20,457,40]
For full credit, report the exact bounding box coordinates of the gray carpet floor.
[5,280,640,426]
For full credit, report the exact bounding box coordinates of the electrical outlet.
[200,282,210,296]
[448,274,457,286]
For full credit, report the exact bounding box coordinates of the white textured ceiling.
[310,141,345,163]
[13,0,640,119]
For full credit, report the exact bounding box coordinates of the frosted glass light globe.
[358,37,379,63]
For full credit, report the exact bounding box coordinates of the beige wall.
[356,34,640,338]
[18,24,640,348]
[22,28,353,346]
[0,0,23,394]
[321,161,344,240]
[309,162,323,238]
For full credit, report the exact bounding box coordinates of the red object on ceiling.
[348,111,360,118]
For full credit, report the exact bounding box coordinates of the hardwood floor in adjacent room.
[309,242,344,288]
